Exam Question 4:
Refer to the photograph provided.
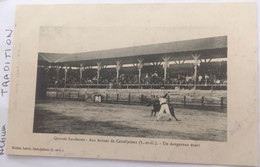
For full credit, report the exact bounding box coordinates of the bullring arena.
[34,36,227,142]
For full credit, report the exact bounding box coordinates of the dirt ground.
[33,99,227,142]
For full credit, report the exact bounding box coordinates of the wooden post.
[221,97,224,109]
[162,56,170,85]
[43,66,49,97]
[137,58,144,86]
[141,94,144,105]
[115,60,122,86]
[184,96,186,106]
[79,64,84,83]
[55,66,61,86]
[117,94,119,104]
[128,93,131,105]
[201,96,204,107]
[106,93,108,103]
[64,66,68,88]
[96,62,102,85]
[192,54,200,90]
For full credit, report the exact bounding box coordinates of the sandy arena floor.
[33,99,227,142]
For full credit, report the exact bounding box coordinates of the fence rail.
[46,89,227,109]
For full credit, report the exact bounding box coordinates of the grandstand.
[36,36,227,108]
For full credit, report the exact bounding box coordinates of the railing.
[48,83,227,90]
[46,90,227,110]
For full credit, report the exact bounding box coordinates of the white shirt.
[159,97,167,105]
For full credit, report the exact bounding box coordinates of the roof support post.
[44,65,49,85]
[137,58,144,85]
[79,64,84,83]
[96,62,102,85]
[64,66,68,88]
[192,54,200,89]
[115,60,122,86]
[55,66,61,86]
[162,56,170,85]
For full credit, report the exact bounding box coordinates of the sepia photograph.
[33,27,227,142]
[6,4,258,166]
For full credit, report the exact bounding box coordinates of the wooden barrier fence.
[46,88,227,109]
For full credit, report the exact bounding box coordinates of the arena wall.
[46,88,227,108]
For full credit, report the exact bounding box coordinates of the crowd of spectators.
[45,61,227,89]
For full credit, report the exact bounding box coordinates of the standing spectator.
[205,74,209,85]
[198,75,203,84]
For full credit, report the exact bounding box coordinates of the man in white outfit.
[157,93,174,121]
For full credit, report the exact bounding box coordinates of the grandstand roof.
[38,36,227,66]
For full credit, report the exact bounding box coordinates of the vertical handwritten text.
[0,125,6,155]
[1,29,12,97]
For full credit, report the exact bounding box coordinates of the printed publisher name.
[12,146,63,152]
[12,146,48,151]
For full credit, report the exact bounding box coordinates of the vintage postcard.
[6,3,258,167]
